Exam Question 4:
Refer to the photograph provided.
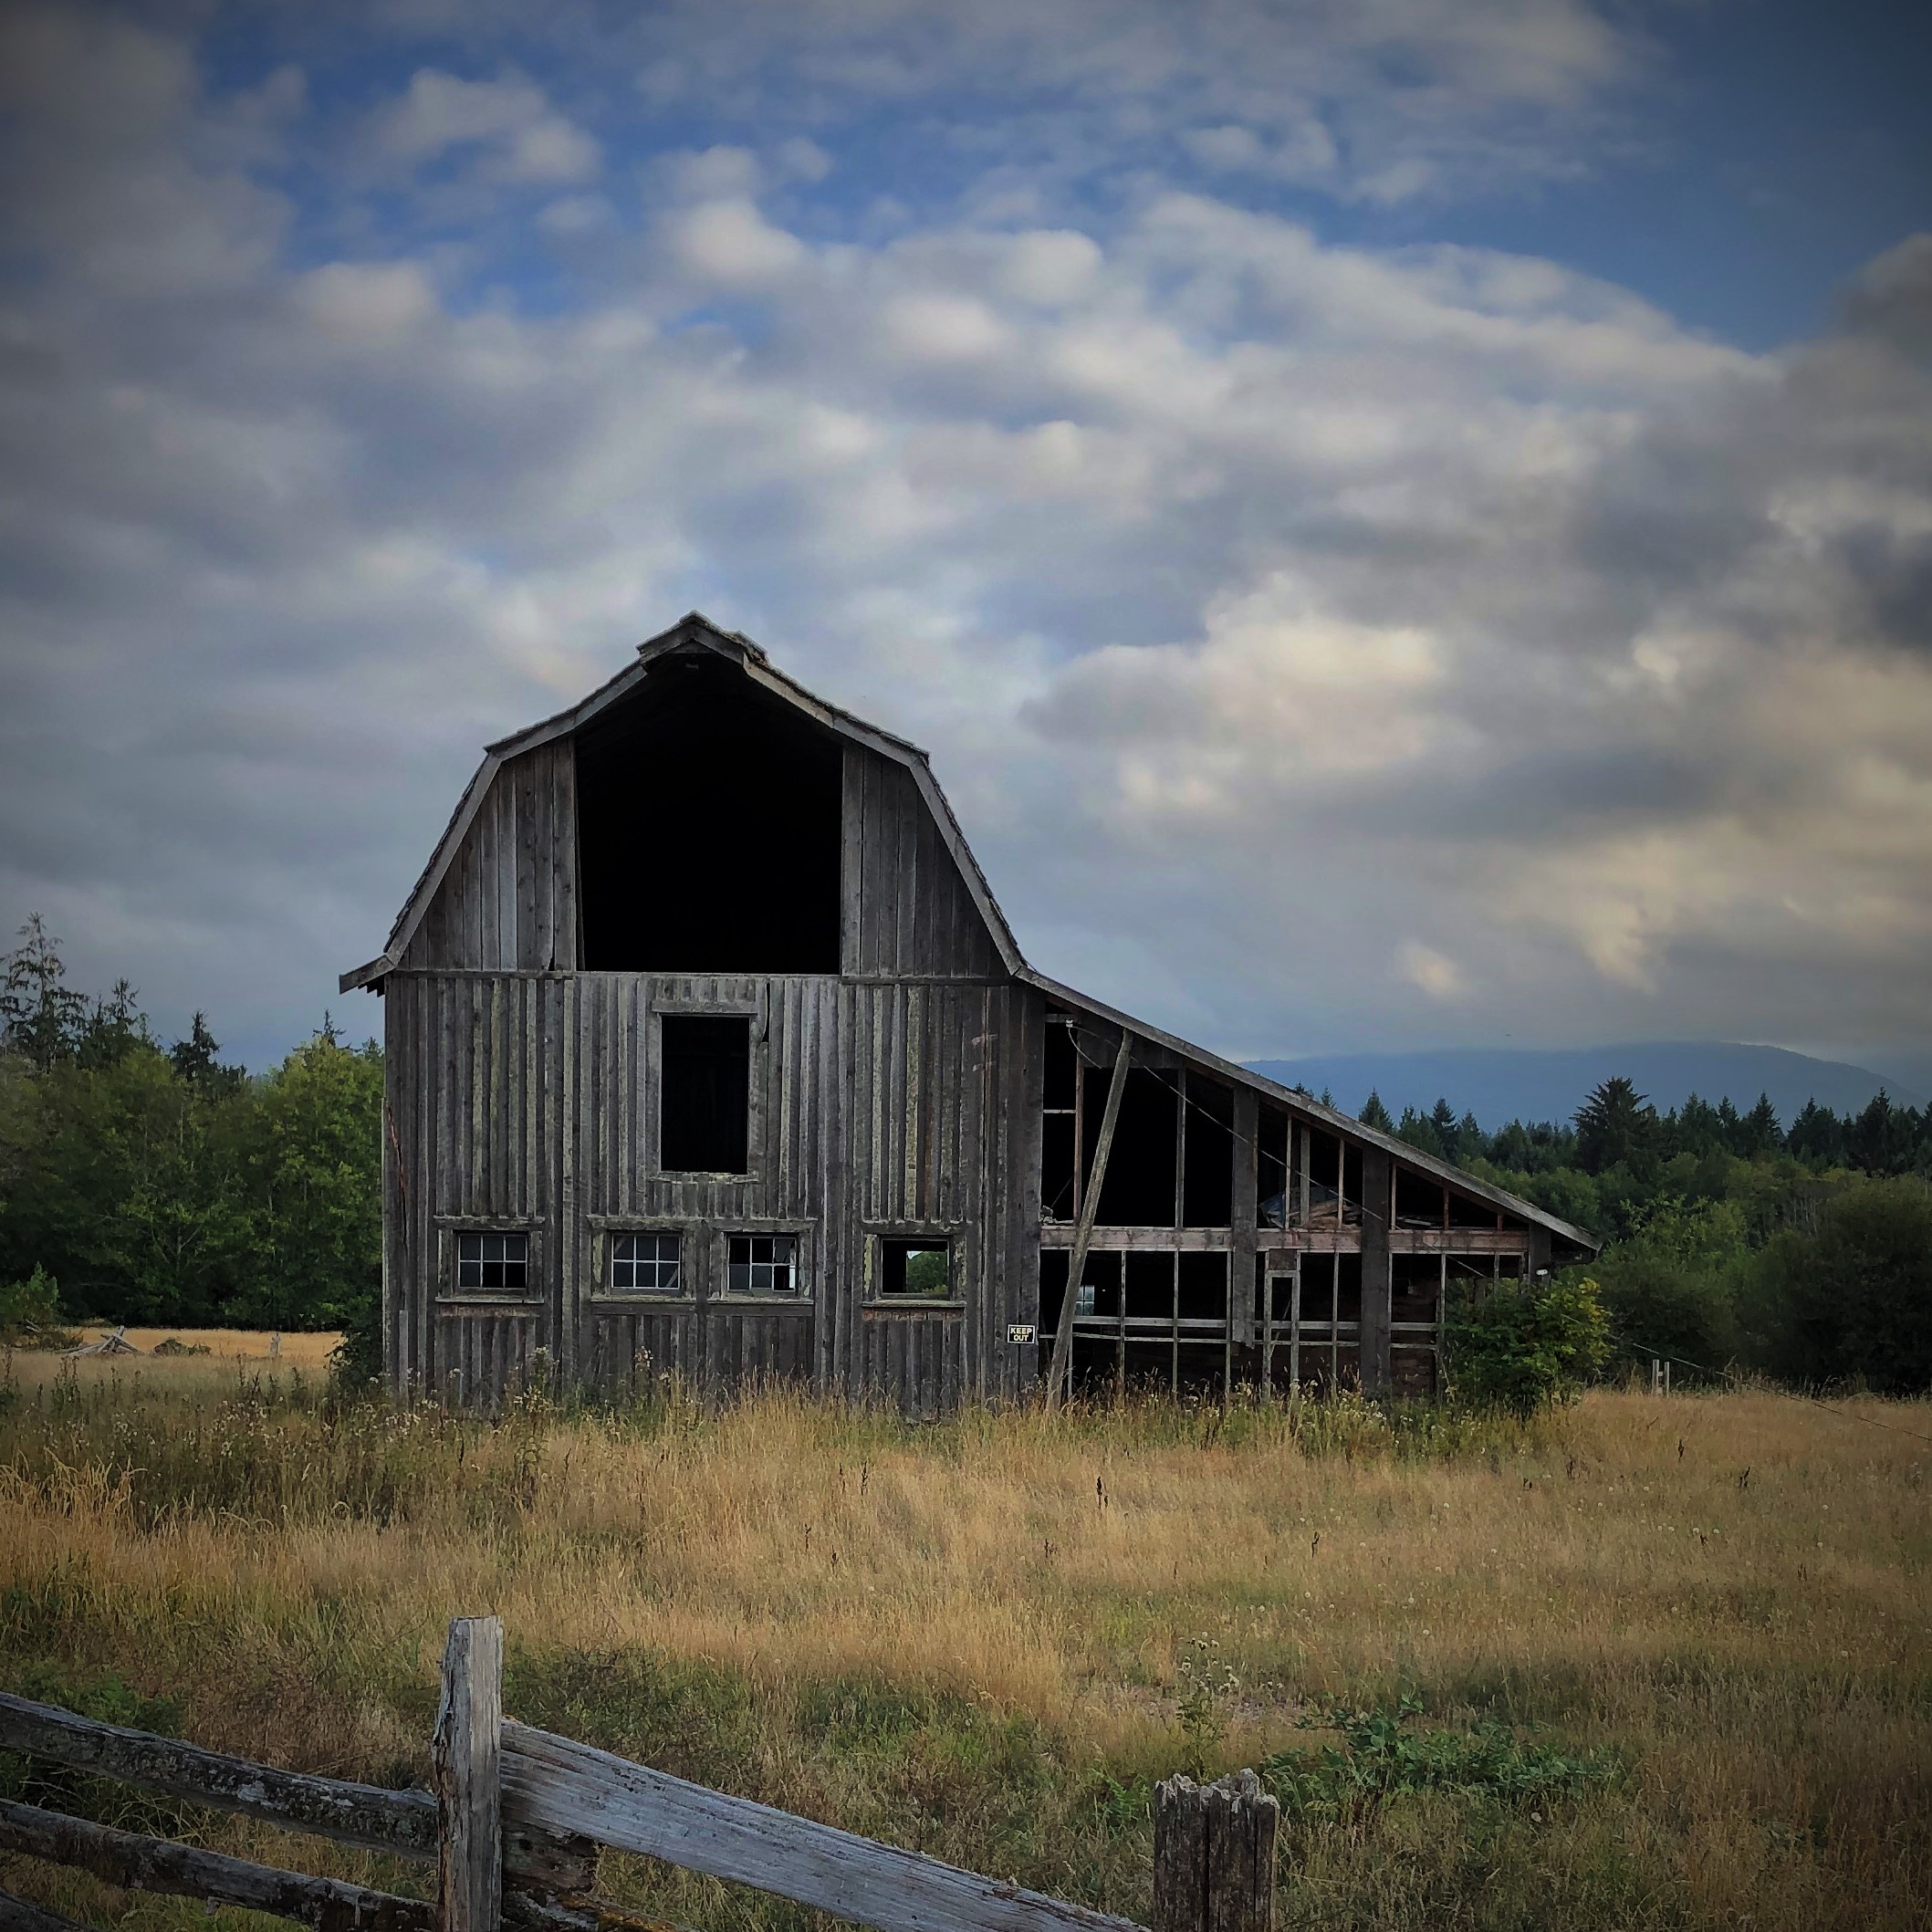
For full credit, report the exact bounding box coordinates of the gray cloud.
[0,3,1928,1071]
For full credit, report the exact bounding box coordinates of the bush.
[1262,1696,1619,1820]
[1446,1274,1608,1420]
[0,1265,67,1346]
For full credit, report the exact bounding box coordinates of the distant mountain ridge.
[1243,1043,1925,1134]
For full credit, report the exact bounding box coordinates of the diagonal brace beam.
[1044,1031,1132,1411]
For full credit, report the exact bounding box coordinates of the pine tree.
[1359,1089,1394,1132]
[1574,1076,1656,1175]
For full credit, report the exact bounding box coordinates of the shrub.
[1446,1274,1608,1419]
[1262,1696,1619,1821]
[0,1265,67,1346]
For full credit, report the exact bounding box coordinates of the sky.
[1,0,1929,1076]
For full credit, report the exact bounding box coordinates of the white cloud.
[368,69,599,183]
[1399,943,1468,1002]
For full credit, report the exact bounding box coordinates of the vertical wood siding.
[841,747,1001,979]
[402,744,578,972]
[385,970,1041,1409]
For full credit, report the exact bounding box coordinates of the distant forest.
[0,918,378,1342]
[2,918,1927,1391]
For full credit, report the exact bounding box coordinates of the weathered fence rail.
[0,1619,1279,1932]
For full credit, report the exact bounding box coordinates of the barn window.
[456,1231,529,1293]
[728,1233,799,1295]
[609,1231,682,1293]
[879,1237,953,1299]
[660,1015,751,1174]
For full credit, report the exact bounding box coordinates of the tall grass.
[0,1352,1927,1929]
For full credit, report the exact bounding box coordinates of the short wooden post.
[433,1617,503,1932]
[1151,1770,1278,1932]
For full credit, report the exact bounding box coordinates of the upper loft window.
[576,653,843,972]
[660,1014,751,1174]
[456,1231,529,1294]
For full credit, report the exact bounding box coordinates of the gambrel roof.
[344,611,1597,1258]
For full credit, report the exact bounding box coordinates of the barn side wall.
[381,970,1043,1413]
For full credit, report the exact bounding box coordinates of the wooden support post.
[1358,1147,1392,1396]
[1044,1032,1132,1411]
[433,1617,503,1932]
[1151,1770,1279,1932]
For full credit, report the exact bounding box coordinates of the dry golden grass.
[0,1357,1927,1929]
[68,1327,343,1365]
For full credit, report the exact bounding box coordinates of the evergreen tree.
[1574,1077,1657,1175]
[1,917,88,1071]
[1739,1092,1782,1158]
[1429,1097,1460,1160]
[1359,1089,1394,1132]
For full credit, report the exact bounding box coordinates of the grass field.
[67,1329,344,1365]
[0,1347,1927,1930]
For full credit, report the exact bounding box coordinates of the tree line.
[1344,1073,1932,1394]
[3,918,1926,1394]
[0,918,379,1341]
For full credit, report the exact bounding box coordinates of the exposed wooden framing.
[1045,1032,1133,1410]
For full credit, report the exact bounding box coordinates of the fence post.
[1151,1770,1278,1932]
[433,1617,503,1932]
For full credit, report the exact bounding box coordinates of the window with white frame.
[727,1232,799,1295]
[609,1231,682,1294]
[456,1230,529,1294]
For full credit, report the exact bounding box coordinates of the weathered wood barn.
[343,613,1595,1411]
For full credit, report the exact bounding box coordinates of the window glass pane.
[454,1230,529,1294]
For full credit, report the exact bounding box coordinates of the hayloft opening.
[660,1014,750,1174]
[577,653,843,972]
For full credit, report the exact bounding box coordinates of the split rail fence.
[0,1618,1278,1932]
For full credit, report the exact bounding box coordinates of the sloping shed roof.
[343,613,1597,1258]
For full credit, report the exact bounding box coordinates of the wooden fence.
[0,1619,1278,1932]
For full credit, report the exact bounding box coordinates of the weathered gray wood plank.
[0,1692,434,1860]
[500,1722,1142,1932]
[0,1800,432,1932]
[433,1618,503,1932]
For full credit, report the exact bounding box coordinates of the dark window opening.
[1083,1067,1178,1227]
[610,1231,681,1293]
[576,653,842,972]
[1448,1190,1505,1231]
[1042,1112,1075,1222]
[456,1230,528,1293]
[880,1237,954,1299]
[728,1232,799,1295]
[1177,1251,1227,1321]
[1394,1166,1446,1229]
[1124,1251,1174,1319]
[1044,1019,1078,1110]
[1342,1144,1365,1220]
[1258,1104,1290,1227]
[661,1015,750,1173]
[1182,1077,1234,1227]
[1392,1254,1443,1323]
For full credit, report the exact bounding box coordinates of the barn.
[342,613,1596,1411]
